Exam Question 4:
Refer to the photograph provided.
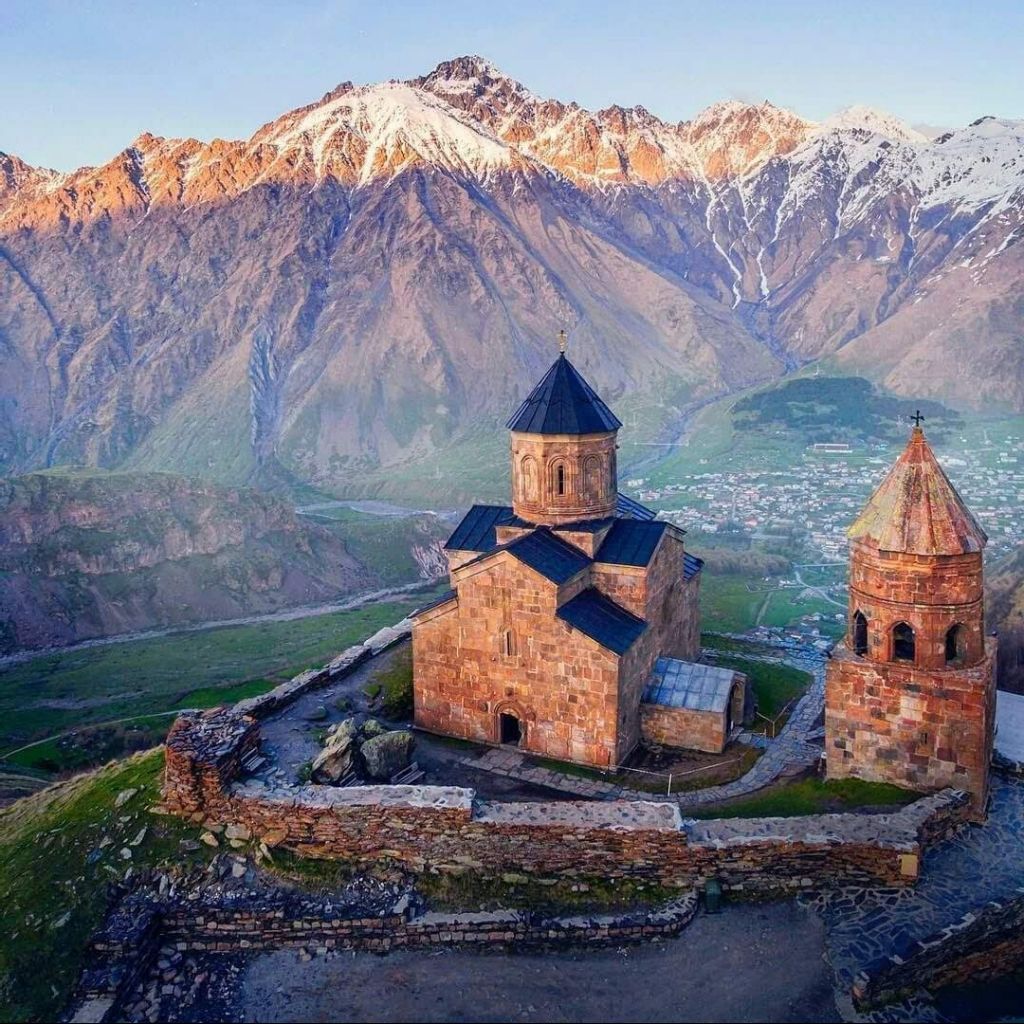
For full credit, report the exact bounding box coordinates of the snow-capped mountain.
[0,56,1021,495]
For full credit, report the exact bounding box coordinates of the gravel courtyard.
[234,902,838,1024]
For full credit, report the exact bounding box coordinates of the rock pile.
[311,718,414,785]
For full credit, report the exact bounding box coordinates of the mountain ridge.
[0,56,1021,496]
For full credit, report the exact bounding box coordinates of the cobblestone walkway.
[801,773,1024,1021]
[459,644,828,808]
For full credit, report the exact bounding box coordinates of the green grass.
[304,507,450,585]
[692,777,920,819]
[711,654,811,720]
[0,595,430,768]
[366,646,413,719]
[698,575,767,633]
[0,749,213,1022]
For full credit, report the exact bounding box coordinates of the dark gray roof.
[552,517,615,535]
[596,519,668,566]
[506,354,622,435]
[507,529,590,584]
[683,552,704,580]
[445,505,517,551]
[615,493,657,521]
[557,588,647,655]
[642,657,738,713]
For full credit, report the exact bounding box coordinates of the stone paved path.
[459,643,827,808]
[803,773,1024,1021]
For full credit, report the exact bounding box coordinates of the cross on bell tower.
[911,410,925,428]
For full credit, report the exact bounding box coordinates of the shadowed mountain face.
[1,57,1022,495]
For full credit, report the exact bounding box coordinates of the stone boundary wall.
[69,888,698,1021]
[853,888,1024,1008]
[165,703,970,894]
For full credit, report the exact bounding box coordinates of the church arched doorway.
[499,711,523,746]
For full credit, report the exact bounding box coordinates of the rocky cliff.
[1,56,1021,498]
[0,471,381,652]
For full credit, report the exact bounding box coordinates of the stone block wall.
[413,554,623,766]
[640,702,726,754]
[825,640,997,815]
[510,430,617,525]
[162,705,971,895]
[847,542,986,669]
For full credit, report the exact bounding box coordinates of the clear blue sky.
[4,0,1023,170]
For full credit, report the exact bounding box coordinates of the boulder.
[310,719,359,784]
[361,730,414,780]
[362,718,387,739]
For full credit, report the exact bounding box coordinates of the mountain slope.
[0,470,381,652]
[0,57,1021,496]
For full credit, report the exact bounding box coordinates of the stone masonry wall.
[640,702,726,754]
[413,553,623,766]
[826,639,997,815]
[510,430,617,525]
[163,706,971,895]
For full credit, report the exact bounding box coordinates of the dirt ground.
[234,902,839,1023]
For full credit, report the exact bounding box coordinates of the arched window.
[853,611,868,656]
[555,462,566,496]
[893,622,916,663]
[945,624,965,664]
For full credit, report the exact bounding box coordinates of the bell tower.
[506,332,621,526]
[825,418,997,817]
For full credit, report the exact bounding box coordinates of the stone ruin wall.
[164,711,971,898]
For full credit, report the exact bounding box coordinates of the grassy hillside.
[0,749,211,1022]
[0,592,435,775]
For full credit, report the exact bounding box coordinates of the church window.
[945,624,965,664]
[852,611,868,656]
[555,462,566,496]
[892,622,916,663]
[502,629,516,657]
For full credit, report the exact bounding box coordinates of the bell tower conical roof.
[506,353,621,435]
[848,426,987,556]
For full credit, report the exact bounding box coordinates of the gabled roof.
[506,529,591,584]
[615,493,657,521]
[683,552,704,580]
[506,354,622,435]
[643,658,738,714]
[848,427,988,556]
[557,588,647,655]
[445,504,517,551]
[595,519,668,567]
[414,589,457,616]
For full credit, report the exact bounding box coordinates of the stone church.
[825,421,997,817]
[412,345,749,767]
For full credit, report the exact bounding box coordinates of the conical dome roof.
[506,353,621,435]
[848,427,987,555]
